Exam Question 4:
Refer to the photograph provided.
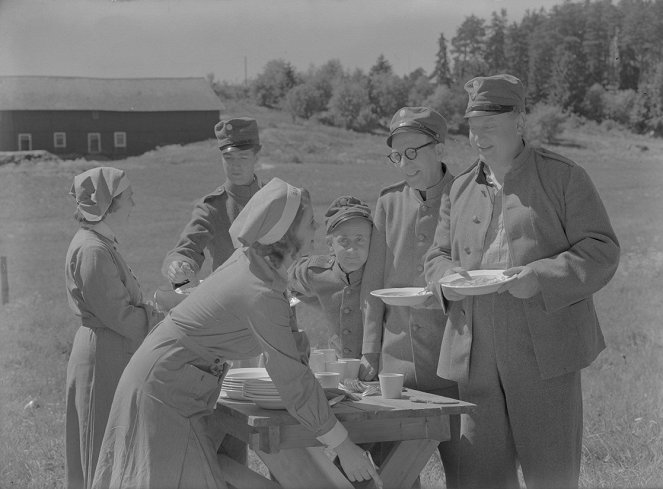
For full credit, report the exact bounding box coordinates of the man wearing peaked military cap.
[424,74,620,488]
[288,195,373,361]
[360,106,460,486]
[163,116,263,288]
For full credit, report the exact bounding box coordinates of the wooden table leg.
[378,439,439,489]
[256,446,355,489]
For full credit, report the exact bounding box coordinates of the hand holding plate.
[498,266,540,298]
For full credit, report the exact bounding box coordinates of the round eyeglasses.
[387,140,437,166]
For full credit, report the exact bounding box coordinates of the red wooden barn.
[0,76,224,159]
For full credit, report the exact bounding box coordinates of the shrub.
[525,103,567,145]
[285,84,326,120]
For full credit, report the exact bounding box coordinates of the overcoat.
[425,143,620,383]
[92,247,337,489]
[64,225,157,489]
[361,167,454,391]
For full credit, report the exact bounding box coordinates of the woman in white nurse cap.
[64,167,161,489]
[92,177,382,489]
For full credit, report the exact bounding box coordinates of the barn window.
[114,132,127,148]
[18,133,32,151]
[54,132,67,148]
[88,133,101,154]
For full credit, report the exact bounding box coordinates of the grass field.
[1,102,662,488]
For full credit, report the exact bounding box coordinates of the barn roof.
[0,76,225,111]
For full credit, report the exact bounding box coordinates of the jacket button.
[412,324,421,331]
[343,348,351,354]
[418,234,426,241]
[464,247,472,254]
[343,329,351,335]
[343,307,351,314]
[472,215,480,223]
[214,358,221,364]
[416,264,424,272]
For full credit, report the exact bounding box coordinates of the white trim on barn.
[54,132,67,148]
[18,133,32,151]
[87,133,101,154]
[114,131,127,148]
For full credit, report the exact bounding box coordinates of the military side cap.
[215,117,261,151]
[464,74,526,118]
[324,195,372,234]
[387,107,447,148]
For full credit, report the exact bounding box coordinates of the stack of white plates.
[221,368,269,401]
[242,378,286,410]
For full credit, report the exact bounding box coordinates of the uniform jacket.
[361,166,454,391]
[425,143,620,382]
[289,254,363,359]
[162,177,262,275]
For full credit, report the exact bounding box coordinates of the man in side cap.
[424,74,620,488]
[162,117,263,287]
[359,106,459,487]
[288,195,373,360]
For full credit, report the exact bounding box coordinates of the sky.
[0,0,564,83]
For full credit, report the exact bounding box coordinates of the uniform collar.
[476,139,531,184]
[412,163,451,202]
[223,175,260,199]
[331,258,364,285]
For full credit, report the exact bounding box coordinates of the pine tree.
[431,33,453,87]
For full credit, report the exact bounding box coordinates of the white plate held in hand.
[370,287,432,306]
[439,270,516,296]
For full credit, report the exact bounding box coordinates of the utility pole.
[244,56,248,86]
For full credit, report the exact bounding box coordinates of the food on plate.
[445,274,508,288]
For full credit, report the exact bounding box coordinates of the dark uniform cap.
[464,74,526,118]
[324,195,373,234]
[215,117,261,151]
[387,107,447,148]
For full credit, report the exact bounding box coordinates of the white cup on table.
[315,372,341,389]
[339,358,361,379]
[313,348,337,363]
[325,361,347,380]
[379,373,404,399]
[308,351,326,373]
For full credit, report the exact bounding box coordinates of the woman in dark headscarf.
[64,167,162,489]
[92,177,381,489]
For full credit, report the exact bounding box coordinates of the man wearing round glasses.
[359,106,459,487]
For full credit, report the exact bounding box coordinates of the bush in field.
[326,79,375,131]
[423,84,467,122]
[581,83,606,122]
[525,103,567,145]
[251,59,300,108]
[601,89,637,127]
[285,84,326,120]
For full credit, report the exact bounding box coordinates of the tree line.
[208,0,663,138]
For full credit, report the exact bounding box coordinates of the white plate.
[370,287,432,306]
[439,270,516,296]
[222,389,249,401]
[225,368,269,380]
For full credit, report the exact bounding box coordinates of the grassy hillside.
[1,102,661,488]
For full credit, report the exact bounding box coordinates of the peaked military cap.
[464,74,526,117]
[387,107,447,148]
[324,195,372,234]
[215,117,261,151]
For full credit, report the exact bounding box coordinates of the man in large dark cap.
[360,106,459,487]
[162,117,263,286]
[425,74,620,489]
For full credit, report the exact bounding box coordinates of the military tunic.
[92,247,339,489]
[360,167,454,391]
[288,254,363,359]
[64,224,158,489]
[162,177,262,275]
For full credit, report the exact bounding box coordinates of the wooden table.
[208,389,475,489]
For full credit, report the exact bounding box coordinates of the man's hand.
[167,260,195,285]
[441,267,471,301]
[498,266,540,298]
[358,353,379,381]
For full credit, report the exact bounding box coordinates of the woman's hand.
[167,260,195,285]
[335,438,383,488]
